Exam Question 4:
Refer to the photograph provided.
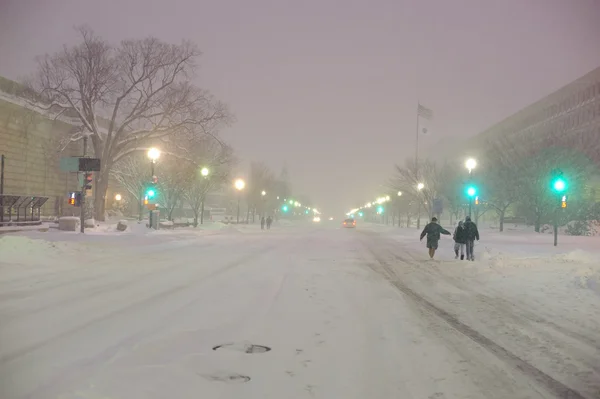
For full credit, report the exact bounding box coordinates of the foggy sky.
[1,0,600,215]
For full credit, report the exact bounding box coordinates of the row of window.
[490,80,600,137]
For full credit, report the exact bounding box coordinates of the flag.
[417,104,433,120]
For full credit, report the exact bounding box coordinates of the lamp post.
[200,167,210,225]
[417,183,424,229]
[397,191,402,227]
[465,158,477,217]
[147,148,161,228]
[234,178,245,224]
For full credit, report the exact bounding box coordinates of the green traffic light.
[358,211,364,217]
[377,206,384,214]
[467,186,476,197]
[146,189,156,198]
[553,178,566,192]
[282,205,289,212]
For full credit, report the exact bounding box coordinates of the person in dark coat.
[453,220,467,260]
[420,217,451,259]
[260,216,266,230]
[266,216,273,229]
[463,216,480,261]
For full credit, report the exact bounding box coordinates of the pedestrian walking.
[453,220,467,260]
[463,216,480,261]
[266,216,273,230]
[419,217,451,259]
[261,216,266,230]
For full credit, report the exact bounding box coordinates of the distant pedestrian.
[453,220,467,260]
[266,216,273,230]
[463,216,480,261]
[261,216,266,230]
[420,217,451,259]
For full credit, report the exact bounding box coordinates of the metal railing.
[0,195,49,226]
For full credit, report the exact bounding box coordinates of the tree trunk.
[94,169,110,221]
[200,199,205,225]
[499,209,505,232]
[534,213,541,233]
[193,211,199,227]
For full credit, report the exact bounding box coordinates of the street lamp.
[417,183,425,229]
[261,190,266,196]
[465,158,477,174]
[234,179,245,224]
[115,193,122,201]
[199,167,210,225]
[147,148,161,229]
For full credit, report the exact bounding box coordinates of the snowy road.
[0,224,598,398]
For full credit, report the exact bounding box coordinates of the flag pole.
[415,101,420,168]
[416,101,421,229]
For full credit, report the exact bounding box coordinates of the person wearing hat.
[463,215,480,261]
[420,217,451,259]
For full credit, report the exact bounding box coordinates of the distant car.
[343,218,356,228]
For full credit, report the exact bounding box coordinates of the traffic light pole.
[80,136,87,233]
[553,206,558,247]
[149,160,155,229]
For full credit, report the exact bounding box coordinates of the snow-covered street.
[1,223,599,399]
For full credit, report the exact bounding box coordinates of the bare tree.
[183,139,234,226]
[391,159,444,226]
[246,162,275,222]
[478,136,530,231]
[27,27,231,220]
[111,153,149,220]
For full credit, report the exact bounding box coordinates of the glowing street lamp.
[201,167,210,177]
[465,158,477,174]
[397,191,402,197]
[261,190,267,196]
[147,148,161,162]
[417,183,425,191]
[234,179,246,224]
[115,193,122,201]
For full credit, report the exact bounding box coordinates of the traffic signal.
[282,204,289,213]
[466,185,477,198]
[68,192,81,206]
[358,211,364,217]
[84,173,93,196]
[377,205,384,214]
[475,196,480,205]
[144,183,157,206]
[552,177,567,192]
[551,170,567,193]
[561,195,568,208]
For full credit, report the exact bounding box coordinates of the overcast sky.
[1,0,600,214]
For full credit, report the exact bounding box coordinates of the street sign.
[60,157,101,172]
[60,157,80,172]
[79,158,101,172]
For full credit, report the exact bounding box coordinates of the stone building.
[0,76,81,217]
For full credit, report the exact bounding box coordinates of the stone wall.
[0,98,81,216]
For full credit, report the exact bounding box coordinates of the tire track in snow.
[359,236,588,399]
[0,245,277,366]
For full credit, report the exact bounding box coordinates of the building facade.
[0,77,81,216]
[474,66,600,164]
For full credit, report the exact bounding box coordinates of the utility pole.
[1,154,5,225]
[80,136,87,233]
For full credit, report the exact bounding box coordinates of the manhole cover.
[203,372,251,384]
[213,342,271,354]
